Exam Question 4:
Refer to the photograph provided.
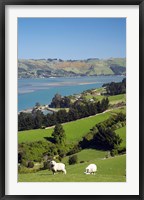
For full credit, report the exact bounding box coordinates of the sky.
[18,18,126,60]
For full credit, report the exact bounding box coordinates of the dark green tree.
[52,124,66,144]
[49,93,62,108]
[18,112,34,131]
[56,109,68,123]
[34,110,45,129]
[94,125,122,150]
[100,98,109,112]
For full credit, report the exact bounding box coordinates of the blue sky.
[18,18,126,60]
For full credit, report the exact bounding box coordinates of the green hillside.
[18,58,126,78]
[18,107,125,144]
[62,149,107,164]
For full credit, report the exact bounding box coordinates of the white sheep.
[84,164,97,175]
[50,160,66,175]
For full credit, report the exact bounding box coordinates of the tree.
[56,109,68,123]
[52,124,66,145]
[100,98,109,112]
[105,78,126,95]
[34,110,45,129]
[94,125,122,150]
[49,93,62,108]
[18,112,35,131]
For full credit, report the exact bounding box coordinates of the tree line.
[103,78,126,95]
[18,97,109,131]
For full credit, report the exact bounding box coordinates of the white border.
[5,5,139,195]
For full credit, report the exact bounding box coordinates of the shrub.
[27,161,34,168]
[110,149,118,157]
[118,147,126,154]
[18,165,39,174]
[21,159,28,167]
[58,149,66,158]
[43,161,51,170]
[67,144,81,156]
[105,151,111,158]
[68,155,78,165]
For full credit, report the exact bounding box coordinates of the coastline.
[18,75,125,112]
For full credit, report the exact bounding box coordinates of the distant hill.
[18,58,126,78]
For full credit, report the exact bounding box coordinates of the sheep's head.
[84,168,90,174]
[84,171,90,174]
[50,160,56,167]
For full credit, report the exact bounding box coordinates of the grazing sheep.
[50,160,66,175]
[84,164,97,175]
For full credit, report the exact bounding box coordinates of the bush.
[118,147,126,154]
[18,165,39,174]
[110,149,118,157]
[58,149,66,158]
[27,161,34,168]
[43,161,51,170]
[67,144,81,156]
[68,155,78,165]
[21,159,28,167]
[80,160,85,163]
[105,151,111,158]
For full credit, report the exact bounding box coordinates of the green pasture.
[110,107,126,114]
[18,154,126,182]
[62,149,107,164]
[18,107,125,144]
[84,92,126,105]
[108,94,126,104]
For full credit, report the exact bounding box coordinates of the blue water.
[18,76,125,111]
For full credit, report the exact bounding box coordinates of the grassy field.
[18,154,126,182]
[18,108,125,144]
[62,149,107,164]
[83,90,126,104]
[108,94,126,104]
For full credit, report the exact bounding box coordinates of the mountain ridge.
[18,57,126,78]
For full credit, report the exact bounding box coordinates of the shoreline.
[18,74,126,80]
[18,106,57,114]
[18,76,125,112]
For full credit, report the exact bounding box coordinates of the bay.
[18,75,125,111]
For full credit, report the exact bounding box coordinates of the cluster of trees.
[18,97,109,131]
[18,110,46,131]
[103,78,126,95]
[79,112,126,151]
[49,93,71,108]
